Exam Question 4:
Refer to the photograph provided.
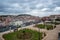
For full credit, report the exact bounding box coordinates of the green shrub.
[3,29,43,40]
[35,24,54,30]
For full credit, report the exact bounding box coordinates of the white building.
[10,21,23,26]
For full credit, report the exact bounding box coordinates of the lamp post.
[42,18,46,29]
[17,24,19,31]
[44,21,46,29]
[22,21,25,40]
[38,27,40,40]
[54,16,56,28]
[9,27,11,32]
[53,16,56,29]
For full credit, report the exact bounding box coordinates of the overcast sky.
[0,0,60,17]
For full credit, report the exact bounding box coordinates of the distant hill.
[18,14,32,16]
[0,14,32,17]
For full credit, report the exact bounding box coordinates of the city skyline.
[0,0,60,17]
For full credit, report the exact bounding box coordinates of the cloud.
[0,0,60,17]
[26,9,60,17]
[54,7,60,11]
[41,8,50,11]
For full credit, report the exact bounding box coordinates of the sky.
[0,0,60,17]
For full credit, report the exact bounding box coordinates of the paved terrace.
[42,25,60,40]
[0,24,60,40]
[23,25,60,40]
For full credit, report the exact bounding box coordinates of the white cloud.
[41,8,50,11]
[26,9,60,17]
[11,3,20,8]
[54,7,60,11]
[11,3,24,10]
[36,4,43,8]
[26,9,48,17]
[0,0,60,17]
[48,0,53,5]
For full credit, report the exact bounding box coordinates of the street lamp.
[42,19,46,29]
[9,27,11,32]
[53,16,56,29]
[17,24,19,31]
[38,28,40,40]
[54,16,56,28]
